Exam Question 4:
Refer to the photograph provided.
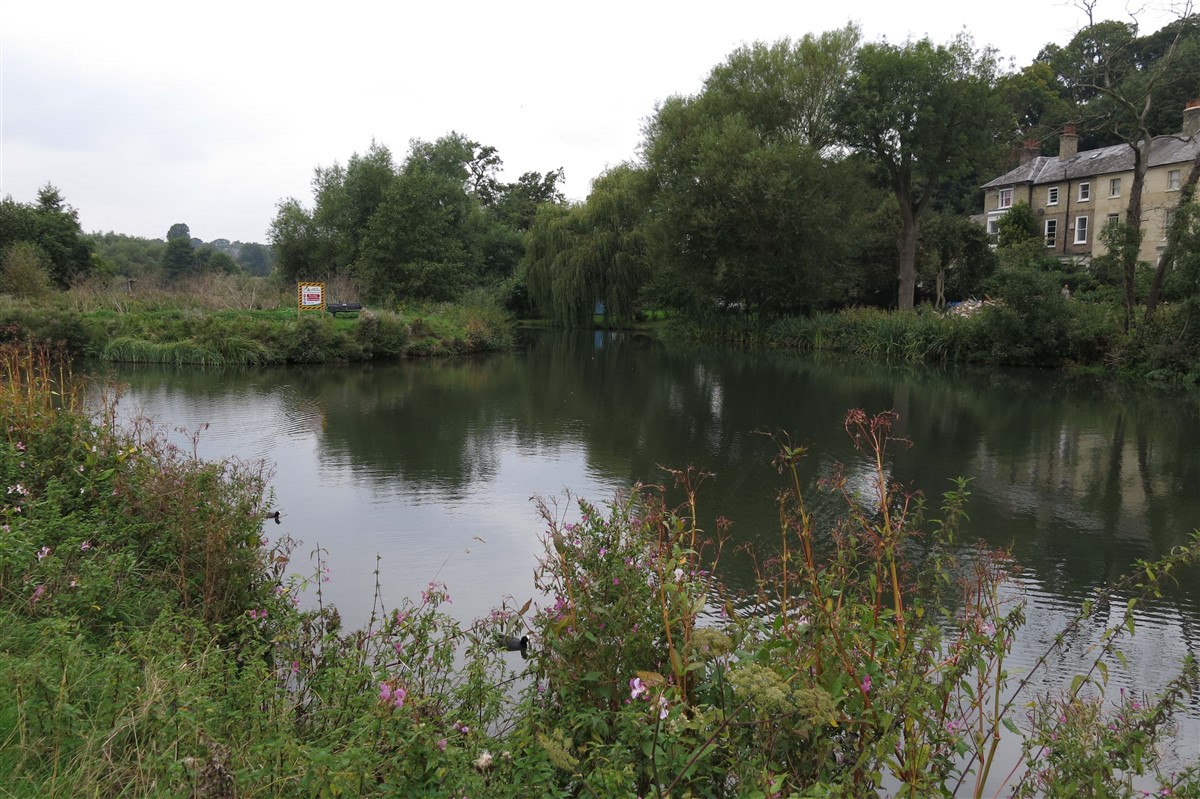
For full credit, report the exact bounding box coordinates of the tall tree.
[835,34,1010,309]
[702,25,860,152]
[0,185,94,288]
[642,26,867,315]
[162,233,196,281]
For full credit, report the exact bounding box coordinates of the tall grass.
[0,274,516,365]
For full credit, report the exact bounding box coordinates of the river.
[89,328,1200,777]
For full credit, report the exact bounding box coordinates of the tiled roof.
[982,135,1199,189]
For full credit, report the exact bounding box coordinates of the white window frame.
[1074,215,1089,244]
[998,188,1013,209]
[1078,182,1091,202]
[1167,169,1181,190]
[986,217,999,236]
[1047,186,1059,205]
[1044,219,1057,248]
[1109,178,1121,197]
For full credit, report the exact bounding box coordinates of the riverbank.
[666,299,1200,386]
[0,279,514,364]
[3,344,1197,797]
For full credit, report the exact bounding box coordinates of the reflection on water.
[89,329,1200,772]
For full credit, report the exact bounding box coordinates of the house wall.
[984,161,1192,265]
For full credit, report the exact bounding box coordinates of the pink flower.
[31,584,45,604]
[80,541,92,551]
[658,696,669,720]
[436,738,448,752]
[379,682,393,703]
[861,674,872,694]
[630,677,648,700]
[36,546,51,561]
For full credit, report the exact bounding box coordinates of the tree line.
[268,13,1199,325]
[0,184,276,296]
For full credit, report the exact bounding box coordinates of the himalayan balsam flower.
[673,568,684,581]
[630,677,648,700]
[36,546,52,561]
[861,674,872,694]
[30,584,45,604]
[658,696,669,720]
[80,541,92,551]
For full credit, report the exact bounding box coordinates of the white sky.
[0,0,1185,244]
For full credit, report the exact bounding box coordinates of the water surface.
[92,329,1200,773]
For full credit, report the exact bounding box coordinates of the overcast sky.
[0,0,1184,244]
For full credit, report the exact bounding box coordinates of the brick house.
[981,101,1200,264]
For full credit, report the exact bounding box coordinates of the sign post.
[297,282,326,318]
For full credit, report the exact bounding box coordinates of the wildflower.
[379,682,394,703]
[473,750,494,771]
[673,567,684,581]
[36,546,52,561]
[861,674,872,694]
[598,547,607,557]
[291,661,299,674]
[436,738,448,752]
[612,577,620,585]
[453,721,471,735]
[80,541,92,551]
[630,677,648,700]
[1,524,7,532]
[31,584,45,605]
[15,441,25,451]
[390,686,406,708]
[658,696,669,720]
[69,580,78,588]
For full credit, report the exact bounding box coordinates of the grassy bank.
[2,346,1198,797]
[669,298,1200,386]
[0,276,515,365]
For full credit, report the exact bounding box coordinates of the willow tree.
[523,164,648,326]
[835,35,1010,310]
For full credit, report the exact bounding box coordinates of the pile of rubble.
[945,298,1000,318]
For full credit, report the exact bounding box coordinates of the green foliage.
[641,29,869,316]
[996,202,1040,248]
[0,186,95,289]
[0,242,55,299]
[835,34,1011,310]
[161,234,196,281]
[524,165,649,326]
[269,135,566,305]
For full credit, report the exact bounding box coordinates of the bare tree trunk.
[1121,139,1150,331]
[896,202,919,311]
[1145,147,1200,316]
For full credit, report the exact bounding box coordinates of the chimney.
[1059,125,1078,160]
[1184,99,1200,139]
[1020,138,1041,165]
